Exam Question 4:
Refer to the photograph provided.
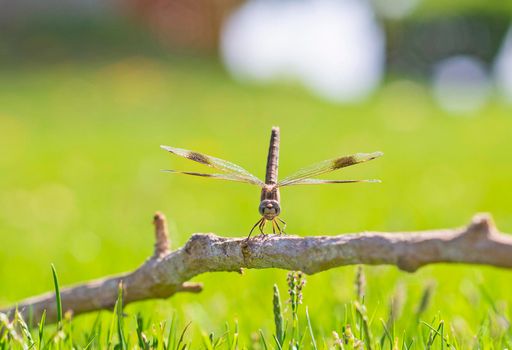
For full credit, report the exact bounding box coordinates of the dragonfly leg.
[273,219,282,234]
[258,218,266,235]
[248,217,263,239]
[271,219,277,234]
[277,217,287,233]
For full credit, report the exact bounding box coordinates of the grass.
[2,268,510,348]
[50,264,63,327]
[1,26,512,347]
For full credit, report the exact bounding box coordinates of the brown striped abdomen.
[265,126,280,185]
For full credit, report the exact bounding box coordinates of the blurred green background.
[1,0,512,346]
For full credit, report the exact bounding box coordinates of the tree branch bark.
[2,212,511,324]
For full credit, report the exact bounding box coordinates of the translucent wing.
[277,151,383,187]
[161,170,264,184]
[283,179,381,185]
[161,145,264,186]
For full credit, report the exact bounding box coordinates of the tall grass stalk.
[273,284,285,348]
[116,281,127,350]
[287,271,306,348]
[306,307,318,350]
[354,301,373,350]
[38,310,46,349]
[50,264,62,328]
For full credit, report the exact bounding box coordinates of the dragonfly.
[161,126,382,237]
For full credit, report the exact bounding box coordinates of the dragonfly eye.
[259,199,281,218]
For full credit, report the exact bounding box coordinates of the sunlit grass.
[1,268,510,348]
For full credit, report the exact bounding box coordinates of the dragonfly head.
[259,199,281,220]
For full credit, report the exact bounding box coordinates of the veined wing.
[162,170,264,184]
[161,145,264,186]
[277,151,383,187]
[283,178,381,185]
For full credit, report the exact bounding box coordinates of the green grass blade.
[421,320,450,349]
[380,318,393,349]
[201,332,214,350]
[50,264,63,327]
[85,312,102,350]
[116,282,127,350]
[441,321,444,350]
[166,313,176,350]
[305,307,318,350]
[176,322,191,350]
[38,309,46,349]
[230,321,238,350]
[136,313,150,350]
[272,335,283,350]
[224,322,231,349]
[83,336,96,350]
[106,298,118,349]
[258,329,268,350]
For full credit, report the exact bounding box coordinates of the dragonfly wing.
[162,170,262,184]
[277,151,383,187]
[161,145,264,186]
[279,178,381,186]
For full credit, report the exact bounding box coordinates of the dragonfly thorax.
[259,199,281,220]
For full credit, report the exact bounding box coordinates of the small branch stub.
[2,212,512,324]
[466,213,496,237]
[153,212,170,258]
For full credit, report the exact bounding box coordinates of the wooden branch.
[2,212,512,324]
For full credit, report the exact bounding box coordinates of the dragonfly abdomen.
[265,126,280,185]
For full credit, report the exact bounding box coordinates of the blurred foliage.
[412,0,512,17]
[0,19,176,66]
[385,14,510,77]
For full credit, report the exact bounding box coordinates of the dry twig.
[2,212,511,324]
